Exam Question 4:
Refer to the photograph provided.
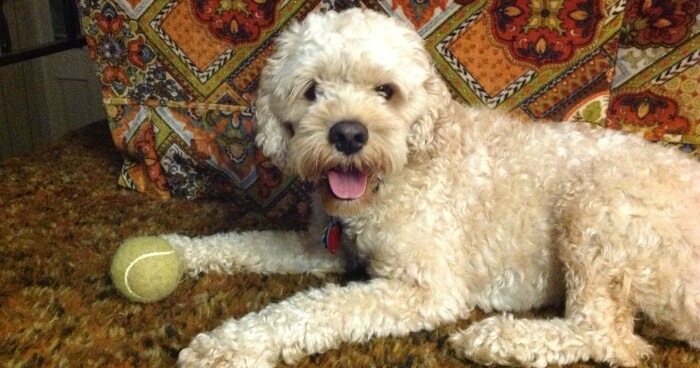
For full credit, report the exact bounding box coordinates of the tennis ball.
[110,236,183,303]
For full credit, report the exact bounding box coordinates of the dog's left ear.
[407,71,450,153]
[254,92,289,169]
[253,20,305,169]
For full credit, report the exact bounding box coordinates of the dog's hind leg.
[685,261,700,347]
[662,270,700,350]
[451,208,654,367]
[449,313,591,367]
[684,270,700,348]
[450,270,652,367]
[637,247,700,350]
[559,271,654,366]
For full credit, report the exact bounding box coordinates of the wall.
[0,0,105,159]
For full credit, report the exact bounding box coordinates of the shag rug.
[1,121,699,367]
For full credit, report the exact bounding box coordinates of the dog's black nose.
[328,120,368,155]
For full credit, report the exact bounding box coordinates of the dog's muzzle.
[323,120,374,201]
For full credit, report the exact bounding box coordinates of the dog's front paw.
[178,329,277,368]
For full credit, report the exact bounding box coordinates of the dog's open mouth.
[326,167,369,200]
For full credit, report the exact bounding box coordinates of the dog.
[169,8,700,367]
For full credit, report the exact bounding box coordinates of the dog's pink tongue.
[327,169,368,200]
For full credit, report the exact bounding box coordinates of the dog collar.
[322,217,341,254]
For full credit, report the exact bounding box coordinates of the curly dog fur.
[170,9,700,367]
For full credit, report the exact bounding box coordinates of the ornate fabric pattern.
[427,0,620,116]
[619,0,699,49]
[192,0,279,45]
[609,0,700,145]
[77,0,700,218]
[488,0,605,67]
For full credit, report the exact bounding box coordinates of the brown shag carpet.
[1,121,699,368]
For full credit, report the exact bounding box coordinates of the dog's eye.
[283,122,295,137]
[374,84,395,100]
[303,82,317,102]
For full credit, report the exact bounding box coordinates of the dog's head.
[255,8,449,216]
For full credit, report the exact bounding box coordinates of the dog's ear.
[407,70,450,153]
[254,21,306,169]
[254,91,289,169]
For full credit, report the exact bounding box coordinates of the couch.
[76,0,700,220]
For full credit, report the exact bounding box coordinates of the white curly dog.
[171,8,700,367]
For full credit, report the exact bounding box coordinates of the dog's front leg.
[178,278,464,367]
[162,230,346,276]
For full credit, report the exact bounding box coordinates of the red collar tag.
[322,217,341,254]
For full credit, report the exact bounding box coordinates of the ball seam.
[124,250,176,300]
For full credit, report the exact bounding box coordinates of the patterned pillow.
[77,0,700,220]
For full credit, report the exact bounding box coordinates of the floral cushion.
[77,0,700,220]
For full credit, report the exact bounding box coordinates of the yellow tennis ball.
[110,236,183,303]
